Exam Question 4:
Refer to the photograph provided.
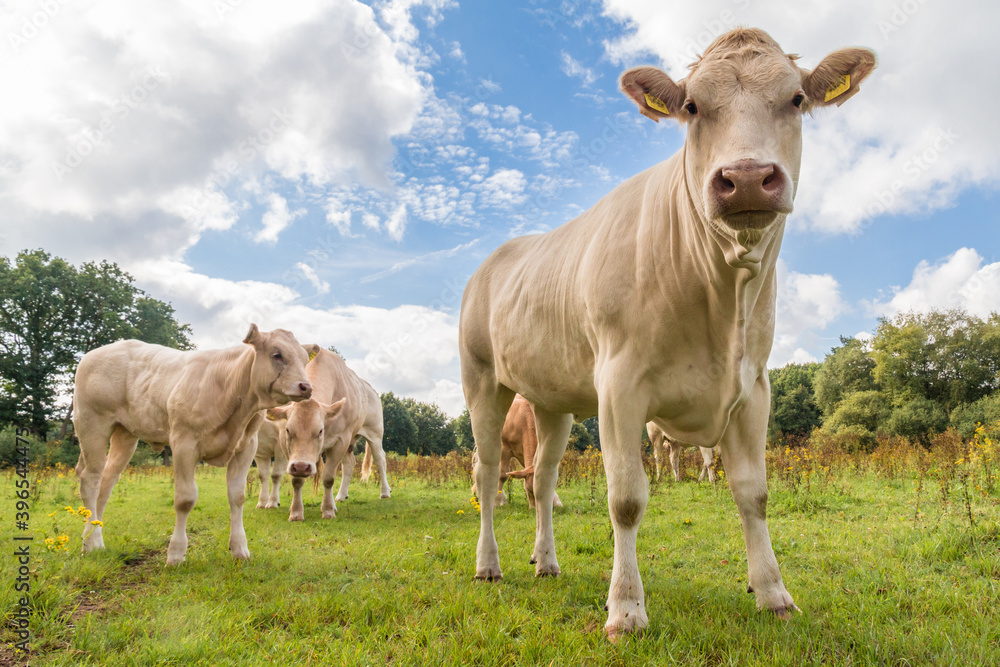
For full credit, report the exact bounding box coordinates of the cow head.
[621,28,875,244]
[266,398,346,478]
[243,324,314,406]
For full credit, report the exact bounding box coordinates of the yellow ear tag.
[643,92,670,115]
[824,74,851,102]
[265,412,277,422]
[307,349,318,362]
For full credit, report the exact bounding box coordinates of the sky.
[1,0,998,417]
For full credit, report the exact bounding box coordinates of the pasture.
[3,437,999,666]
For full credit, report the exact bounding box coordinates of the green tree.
[380,392,418,455]
[0,249,192,438]
[950,393,1000,438]
[885,396,948,445]
[568,422,593,451]
[582,416,600,450]
[823,390,888,450]
[813,336,876,416]
[451,408,474,451]
[403,398,457,455]
[768,362,822,439]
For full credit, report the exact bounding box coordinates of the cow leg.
[166,443,198,566]
[360,443,373,483]
[289,477,305,521]
[226,438,256,560]
[322,442,350,519]
[497,448,512,506]
[466,369,515,581]
[364,435,392,499]
[529,407,572,576]
[597,382,650,639]
[270,447,287,508]
[652,434,662,481]
[719,377,796,618]
[76,414,111,553]
[90,426,138,547]
[699,447,717,483]
[335,442,354,502]
[669,442,682,482]
[255,456,270,508]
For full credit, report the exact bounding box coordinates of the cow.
[647,420,719,482]
[458,27,875,638]
[471,395,564,509]
[73,324,313,566]
[265,345,390,521]
[253,418,288,509]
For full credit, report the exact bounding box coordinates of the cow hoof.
[535,563,560,577]
[265,501,279,509]
[255,501,266,509]
[475,568,503,582]
[335,494,348,502]
[288,513,304,522]
[322,511,336,519]
[165,555,185,567]
[529,556,537,565]
[747,585,754,594]
[380,493,391,499]
[604,608,648,642]
[772,603,800,620]
[231,547,251,560]
[605,622,645,643]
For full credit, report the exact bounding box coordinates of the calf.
[73,325,312,565]
[459,28,874,637]
[647,421,719,482]
[266,345,390,521]
[254,418,288,509]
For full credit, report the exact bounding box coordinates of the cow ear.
[323,398,347,419]
[265,406,289,422]
[243,323,263,346]
[303,344,321,362]
[802,47,876,108]
[620,66,685,123]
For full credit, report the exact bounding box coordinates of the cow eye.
[684,101,698,115]
[272,351,283,361]
[792,93,805,108]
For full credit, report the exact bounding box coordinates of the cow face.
[243,324,314,406]
[621,28,875,242]
[266,398,345,478]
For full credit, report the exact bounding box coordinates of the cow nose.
[288,461,313,477]
[297,382,312,399]
[709,160,789,220]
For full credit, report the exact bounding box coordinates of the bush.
[951,393,1000,439]
[886,396,948,445]
[825,390,887,435]
[0,426,46,467]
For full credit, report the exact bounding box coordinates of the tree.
[380,392,418,455]
[568,422,593,451]
[582,417,600,450]
[823,390,888,450]
[0,249,192,438]
[813,336,876,416]
[451,408,474,451]
[403,398,457,455]
[950,393,1000,438]
[885,396,948,446]
[768,362,822,439]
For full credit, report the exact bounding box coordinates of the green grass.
[2,462,998,666]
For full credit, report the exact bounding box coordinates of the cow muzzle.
[707,160,792,230]
[287,460,315,478]
[282,381,313,402]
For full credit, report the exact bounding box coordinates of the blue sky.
[1,0,998,416]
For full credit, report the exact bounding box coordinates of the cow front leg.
[366,436,392,499]
[322,442,349,519]
[269,449,287,508]
[288,477,305,521]
[529,407,572,576]
[598,383,650,640]
[167,444,198,566]
[335,443,354,502]
[669,442,682,482]
[227,438,257,560]
[720,377,797,617]
[255,456,270,508]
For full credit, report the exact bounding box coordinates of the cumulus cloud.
[770,260,849,366]
[560,51,599,86]
[475,168,528,208]
[0,0,436,262]
[869,247,1000,319]
[600,0,1000,234]
[256,193,305,244]
[295,262,331,295]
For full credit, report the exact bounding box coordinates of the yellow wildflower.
[90,520,103,527]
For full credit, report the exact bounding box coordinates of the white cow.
[253,419,288,509]
[459,28,874,638]
[266,345,390,521]
[73,325,313,565]
[648,421,718,483]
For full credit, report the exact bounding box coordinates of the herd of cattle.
[71,28,874,639]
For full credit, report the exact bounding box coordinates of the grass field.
[2,440,999,666]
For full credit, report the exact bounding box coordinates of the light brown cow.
[647,421,718,483]
[73,325,313,565]
[266,345,390,521]
[253,418,288,509]
[459,28,874,638]
[471,395,564,509]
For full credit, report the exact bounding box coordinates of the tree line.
[769,309,1000,449]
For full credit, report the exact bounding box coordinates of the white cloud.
[475,168,528,208]
[0,0,438,262]
[295,262,331,294]
[358,239,479,284]
[256,193,305,244]
[386,203,408,241]
[770,260,848,366]
[869,247,1000,319]
[129,259,466,416]
[560,51,599,86]
[599,0,1000,234]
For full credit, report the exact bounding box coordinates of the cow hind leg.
[270,449,287,507]
[465,369,515,582]
[255,457,270,508]
[322,444,348,519]
[226,439,257,560]
[364,436,392,499]
[669,443,682,482]
[75,414,113,553]
[335,443,354,502]
[166,444,198,566]
[699,447,717,483]
[529,407,572,577]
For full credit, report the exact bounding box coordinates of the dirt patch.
[69,547,162,623]
[0,642,28,667]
